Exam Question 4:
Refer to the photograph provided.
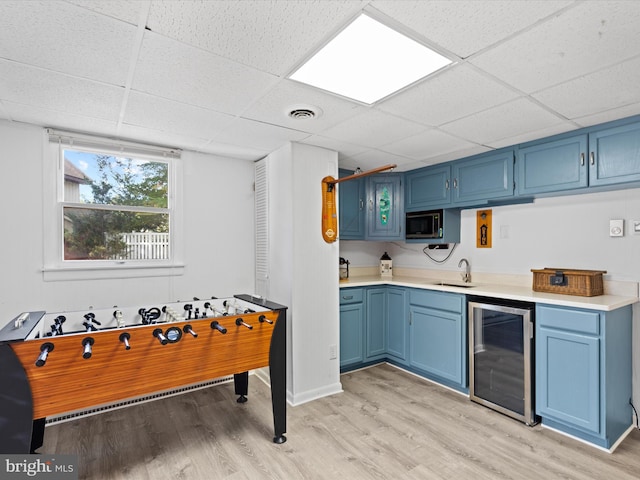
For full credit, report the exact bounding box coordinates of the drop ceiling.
[1,0,640,172]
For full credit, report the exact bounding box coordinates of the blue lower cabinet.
[339,288,364,368]
[535,304,632,449]
[339,286,467,390]
[408,289,466,390]
[386,287,408,363]
[409,305,462,384]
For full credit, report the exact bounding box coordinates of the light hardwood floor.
[41,363,640,479]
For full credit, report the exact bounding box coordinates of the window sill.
[42,263,185,282]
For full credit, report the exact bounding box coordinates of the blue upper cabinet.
[588,121,640,186]
[518,135,588,195]
[366,174,403,240]
[338,169,365,240]
[452,149,515,205]
[405,165,451,211]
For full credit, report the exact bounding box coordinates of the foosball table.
[0,294,287,454]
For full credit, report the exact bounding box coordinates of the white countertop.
[339,275,638,311]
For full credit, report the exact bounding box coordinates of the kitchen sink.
[435,282,476,288]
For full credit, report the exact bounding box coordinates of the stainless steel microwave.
[406,209,443,239]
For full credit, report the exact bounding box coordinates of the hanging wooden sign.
[477,209,492,248]
[321,164,396,243]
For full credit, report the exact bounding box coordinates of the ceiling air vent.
[286,104,323,120]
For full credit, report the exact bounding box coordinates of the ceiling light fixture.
[289,14,452,105]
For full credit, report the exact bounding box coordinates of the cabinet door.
[405,165,451,210]
[589,121,640,186]
[452,150,514,205]
[338,169,365,239]
[366,174,403,240]
[386,287,407,362]
[518,135,588,195]
[366,288,387,359]
[536,326,600,434]
[409,305,462,384]
[339,302,364,367]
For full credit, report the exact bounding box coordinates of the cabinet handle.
[409,312,412,325]
[342,295,353,300]
[369,199,373,211]
[445,179,449,190]
[580,152,585,166]
[590,152,595,165]
[453,178,458,189]
[359,199,364,210]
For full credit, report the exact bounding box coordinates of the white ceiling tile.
[124,92,235,139]
[320,110,426,148]
[0,60,123,120]
[0,1,136,85]
[118,123,212,151]
[532,56,640,120]
[147,0,365,75]
[3,101,118,135]
[440,98,565,145]
[242,79,364,133]
[299,135,368,160]
[212,117,310,153]
[377,64,520,126]
[196,142,268,162]
[470,1,640,93]
[342,148,416,172]
[419,146,492,166]
[65,0,143,25]
[133,31,280,115]
[380,128,478,161]
[486,122,577,149]
[371,0,573,58]
[573,102,640,128]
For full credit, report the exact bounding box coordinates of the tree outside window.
[63,150,170,261]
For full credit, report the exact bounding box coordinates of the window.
[44,130,183,280]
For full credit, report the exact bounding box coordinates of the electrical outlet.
[610,219,624,237]
[329,344,337,360]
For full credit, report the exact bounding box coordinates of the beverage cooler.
[468,297,538,425]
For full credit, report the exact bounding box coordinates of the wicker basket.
[531,268,606,297]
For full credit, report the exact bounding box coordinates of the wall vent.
[45,375,234,425]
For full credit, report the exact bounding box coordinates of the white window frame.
[43,129,184,281]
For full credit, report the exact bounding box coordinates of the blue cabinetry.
[518,135,588,195]
[339,288,364,368]
[452,150,515,205]
[386,287,408,362]
[518,118,640,196]
[405,165,451,211]
[339,172,402,240]
[338,169,365,240]
[408,289,466,390]
[366,287,387,359]
[403,149,515,213]
[339,286,465,393]
[366,174,403,240]
[588,121,640,186]
[536,304,632,449]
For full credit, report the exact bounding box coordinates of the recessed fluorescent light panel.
[289,14,452,104]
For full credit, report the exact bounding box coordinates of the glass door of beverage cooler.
[468,299,537,425]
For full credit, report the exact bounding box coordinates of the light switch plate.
[610,219,624,237]
[633,221,640,234]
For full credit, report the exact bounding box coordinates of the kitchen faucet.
[458,258,471,283]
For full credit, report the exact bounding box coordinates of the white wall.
[264,142,341,405]
[339,187,640,413]
[0,120,256,320]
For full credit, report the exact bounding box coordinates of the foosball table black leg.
[234,371,249,403]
